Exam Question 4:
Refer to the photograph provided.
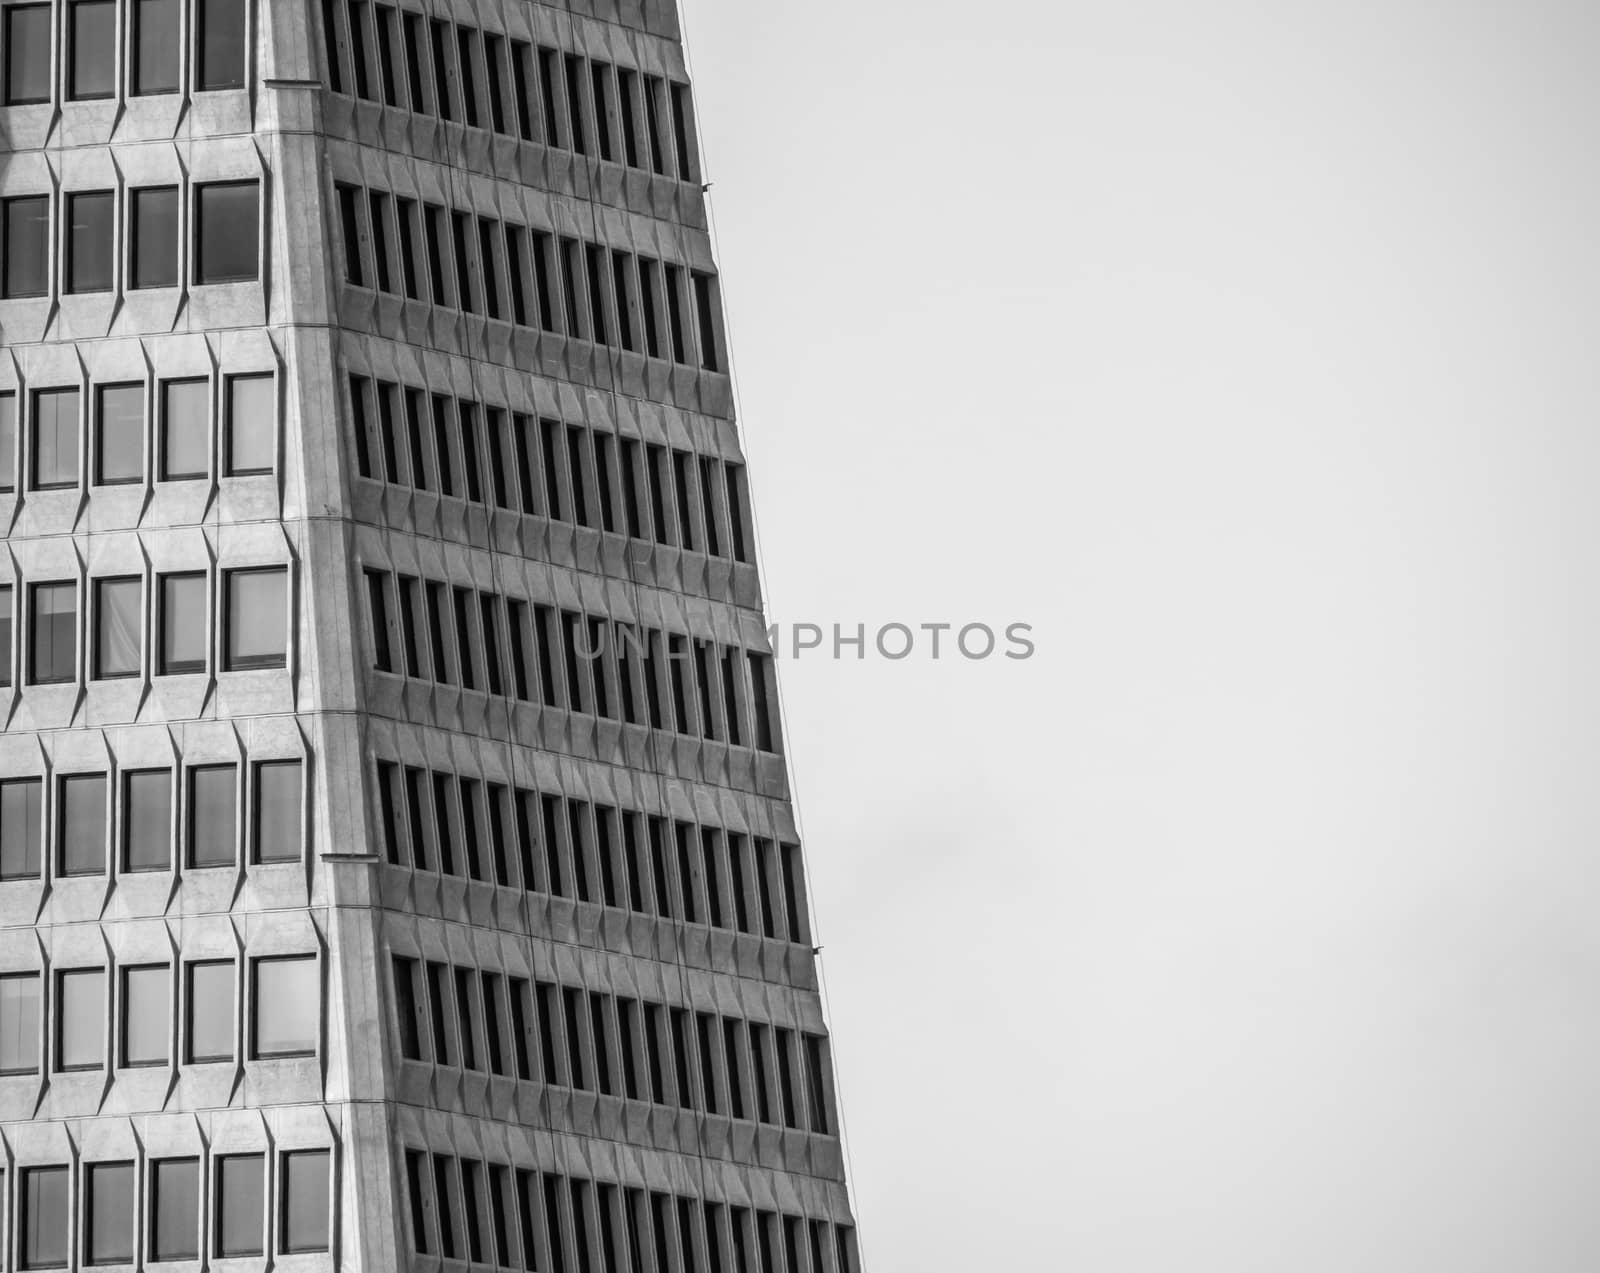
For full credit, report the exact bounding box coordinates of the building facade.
[0,1,861,1268]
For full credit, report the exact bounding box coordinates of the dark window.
[186,960,233,1062]
[252,955,318,1057]
[29,581,76,685]
[31,388,80,490]
[93,577,140,680]
[56,967,103,1070]
[160,378,208,481]
[0,971,40,1073]
[281,1149,331,1253]
[252,759,301,863]
[2,4,49,105]
[693,272,720,371]
[393,956,423,1059]
[1,391,14,490]
[95,383,143,484]
[225,566,288,670]
[57,772,106,876]
[68,0,114,99]
[369,191,392,291]
[0,777,42,880]
[150,1158,199,1261]
[197,0,247,90]
[65,189,114,293]
[194,181,259,283]
[186,764,236,868]
[122,769,171,872]
[158,572,206,675]
[336,183,364,285]
[133,0,180,94]
[90,1164,136,1262]
[130,186,179,289]
[2,195,48,298]
[405,1151,429,1254]
[21,1165,68,1269]
[121,964,168,1066]
[396,197,421,299]
[215,1154,265,1257]
[671,84,695,180]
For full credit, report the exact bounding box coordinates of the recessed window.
[31,387,80,490]
[1,391,15,490]
[2,4,49,105]
[187,764,236,869]
[55,966,103,1070]
[150,1158,199,1261]
[29,581,77,686]
[197,0,247,90]
[252,760,301,864]
[224,567,288,670]
[57,772,106,876]
[0,583,11,687]
[122,769,171,872]
[129,186,179,289]
[158,572,207,675]
[66,190,114,292]
[194,181,259,284]
[159,378,208,481]
[2,195,48,297]
[85,1160,135,1264]
[280,1149,331,1253]
[67,0,115,100]
[225,373,274,474]
[215,1154,265,1257]
[185,959,233,1062]
[93,576,141,679]
[0,777,42,880]
[132,0,179,95]
[251,955,318,1058]
[95,383,144,484]
[121,964,168,1066]
[0,971,40,1074]
[20,1165,67,1270]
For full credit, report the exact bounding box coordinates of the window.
[150,1158,199,1261]
[55,967,103,1070]
[0,777,42,879]
[121,964,168,1066]
[21,1165,67,1270]
[133,0,180,94]
[225,567,288,670]
[281,1149,331,1253]
[2,195,48,298]
[187,765,236,868]
[31,388,80,490]
[197,0,247,90]
[2,4,48,105]
[186,960,233,1062]
[93,577,140,679]
[95,383,143,484]
[215,1154,264,1257]
[68,0,114,99]
[225,373,274,474]
[29,581,77,685]
[86,1161,134,1264]
[123,770,170,872]
[252,955,317,1057]
[1,391,14,490]
[0,972,40,1073]
[130,186,178,288]
[0,584,8,689]
[159,378,208,480]
[158,572,206,675]
[337,183,364,286]
[57,773,106,876]
[252,760,301,863]
[66,190,114,291]
[194,181,259,283]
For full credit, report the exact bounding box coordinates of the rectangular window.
[123,769,171,872]
[194,181,259,283]
[0,971,40,1073]
[133,0,180,94]
[0,584,8,689]
[393,955,423,1059]
[93,577,140,680]
[158,572,206,674]
[55,967,103,1070]
[66,190,114,292]
[121,964,168,1067]
[95,383,143,485]
[57,772,106,876]
[3,4,49,105]
[1,391,14,491]
[215,1154,265,1257]
[68,0,114,100]
[160,378,208,481]
[225,373,274,475]
[2,195,48,298]
[186,960,233,1062]
[130,186,179,289]
[187,764,236,868]
[693,272,720,371]
[86,1163,134,1262]
[281,1150,331,1253]
[252,955,318,1057]
[369,190,393,291]
[252,759,301,863]
[225,566,288,670]
[31,388,80,490]
[150,1158,199,1261]
[197,0,247,90]
[0,777,42,879]
[29,581,77,685]
[21,1165,67,1269]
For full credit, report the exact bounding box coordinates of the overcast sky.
[676,2,1600,1269]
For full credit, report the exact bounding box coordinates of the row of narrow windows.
[0,375,277,493]
[364,571,779,749]
[0,755,303,880]
[374,763,810,944]
[322,0,699,182]
[0,952,319,1074]
[0,1150,331,1267]
[0,0,249,105]
[405,1154,859,1273]
[0,564,290,689]
[393,955,832,1135]
[335,180,723,370]
[350,376,751,559]
[1,180,261,299]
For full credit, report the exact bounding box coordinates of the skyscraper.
[0,1,862,1267]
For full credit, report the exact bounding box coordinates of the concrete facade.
[0,1,860,1268]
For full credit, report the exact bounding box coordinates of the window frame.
[64,188,116,293]
[53,965,105,1072]
[157,570,208,676]
[119,962,170,1068]
[192,179,260,285]
[184,958,234,1063]
[250,953,319,1060]
[2,3,51,106]
[28,579,78,686]
[91,575,142,680]
[222,565,289,672]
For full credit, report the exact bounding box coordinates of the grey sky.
[678,2,1600,1269]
